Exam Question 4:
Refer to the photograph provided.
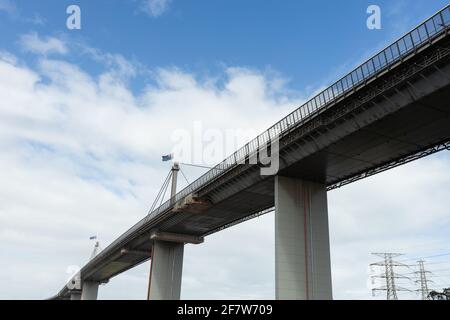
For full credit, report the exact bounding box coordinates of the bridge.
[52,6,450,300]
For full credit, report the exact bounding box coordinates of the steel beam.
[150,231,204,244]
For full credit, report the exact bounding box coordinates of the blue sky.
[0,0,449,300]
[1,0,448,93]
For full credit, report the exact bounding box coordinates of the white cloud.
[0,1,45,25]
[19,32,68,56]
[80,45,139,78]
[141,0,171,17]
[0,50,17,64]
[0,0,16,15]
[0,39,449,300]
[0,48,301,299]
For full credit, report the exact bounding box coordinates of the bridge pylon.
[147,162,185,300]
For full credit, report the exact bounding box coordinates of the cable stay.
[179,162,225,171]
[148,170,173,214]
[148,161,186,215]
[180,167,190,185]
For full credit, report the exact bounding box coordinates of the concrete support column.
[275,176,332,300]
[147,241,184,300]
[80,281,99,300]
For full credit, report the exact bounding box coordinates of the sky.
[0,0,449,300]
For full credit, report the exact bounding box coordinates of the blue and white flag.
[162,153,174,162]
[89,235,97,240]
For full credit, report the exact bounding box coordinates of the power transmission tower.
[415,260,432,300]
[370,253,410,300]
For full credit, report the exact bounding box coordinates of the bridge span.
[52,6,450,300]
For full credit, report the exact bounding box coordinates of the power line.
[431,273,450,277]
[423,260,450,266]
[389,239,449,252]
[428,268,450,273]
[399,252,450,263]
[433,274,450,282]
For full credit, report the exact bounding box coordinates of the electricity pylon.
[370,253,411,300]
[415,260,432,300]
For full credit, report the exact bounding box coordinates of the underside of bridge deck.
[159,46,450,239]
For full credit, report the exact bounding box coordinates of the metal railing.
[86,5,450,271]
[146,5,450,221]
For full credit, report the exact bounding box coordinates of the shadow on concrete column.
[147,241,184,300]
[275,175,333,300]
[81,281,99,300]
[70,291,81,300]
